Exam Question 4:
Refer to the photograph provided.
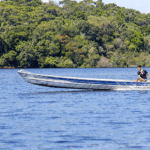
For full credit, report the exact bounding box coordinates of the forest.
[0,0,150,68]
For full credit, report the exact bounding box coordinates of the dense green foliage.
[0,0,150,68]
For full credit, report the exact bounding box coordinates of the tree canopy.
[0,0,150,68]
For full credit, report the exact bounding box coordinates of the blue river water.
[1,68,150,150]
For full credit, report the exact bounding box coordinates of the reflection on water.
[23,89,93,95]
[22,89,112,95]
[1,68,150,150]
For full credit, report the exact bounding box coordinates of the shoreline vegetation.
[0,0,150,68]
[0,65,139,69]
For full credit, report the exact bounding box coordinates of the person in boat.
[135,65,150,82]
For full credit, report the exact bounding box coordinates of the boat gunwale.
[18,69,150,83]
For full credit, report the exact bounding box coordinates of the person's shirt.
[137,70,148,79]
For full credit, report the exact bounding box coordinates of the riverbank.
[0,65,145,69]
[0,66,15,69]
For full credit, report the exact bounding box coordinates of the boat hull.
[18,70,150,91]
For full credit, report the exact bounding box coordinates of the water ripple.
[1,68,150,150]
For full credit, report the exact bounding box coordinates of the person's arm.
[134,72,140,81]
[138,73,141,79]
[137,71,140,78]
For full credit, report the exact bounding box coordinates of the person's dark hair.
[137,65,142,68]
